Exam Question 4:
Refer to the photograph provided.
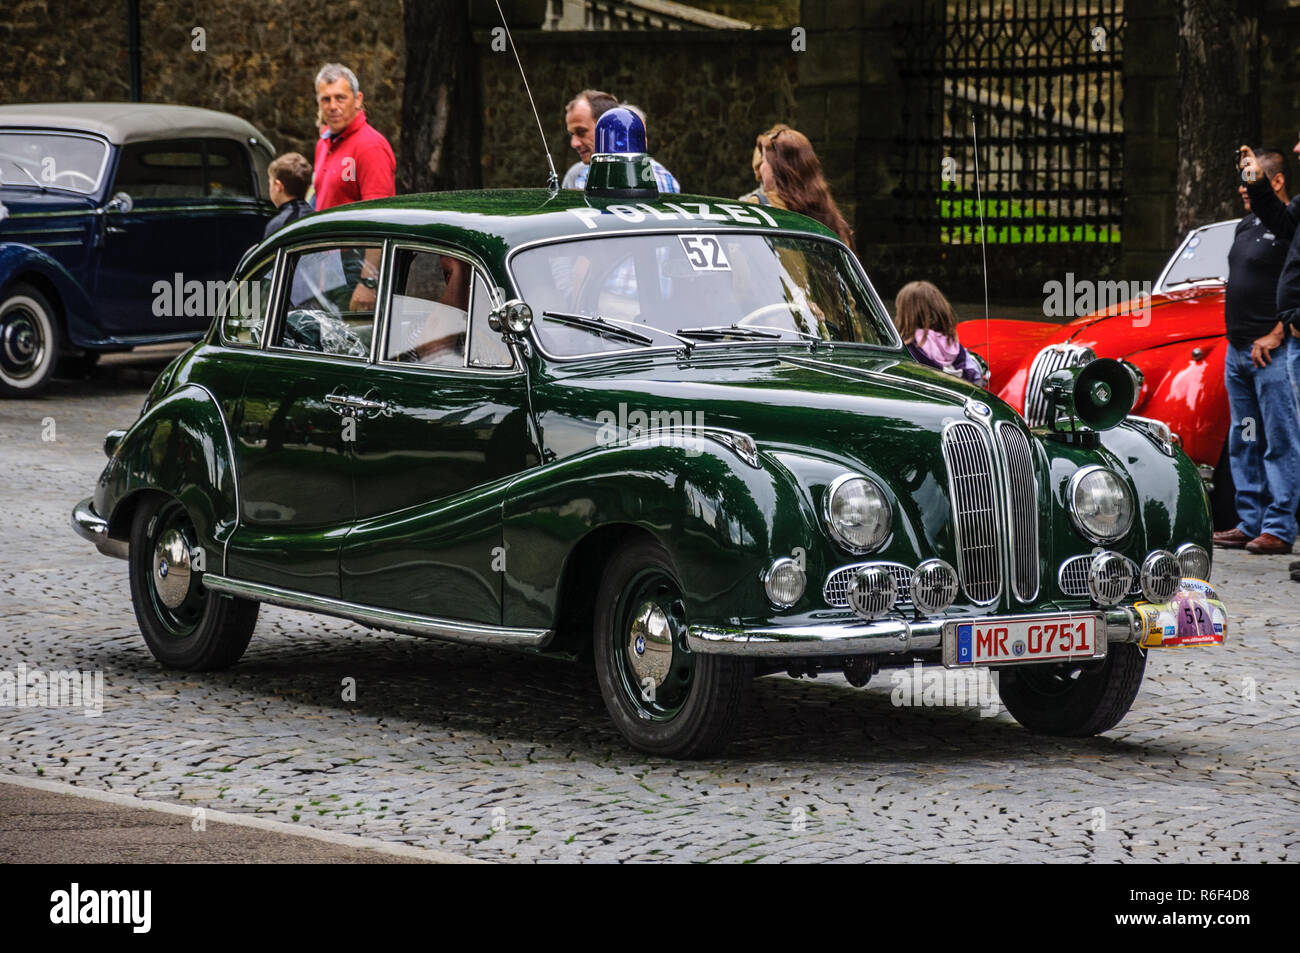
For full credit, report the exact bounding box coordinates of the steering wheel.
[51,170,96,189]
[736,302,798,328]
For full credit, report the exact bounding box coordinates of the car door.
[227,240,383,598]
[95,137,260,338]
[340,247,536,624]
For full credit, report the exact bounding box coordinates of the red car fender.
[1124,337,1228,471]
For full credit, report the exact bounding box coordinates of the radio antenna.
[971,112,990,374]
[493,0,560,195]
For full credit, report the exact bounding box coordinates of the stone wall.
[3,0,404,163]
[479,29,797,194]
[2,2,795,200]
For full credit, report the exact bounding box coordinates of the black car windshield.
[510,233,898,357]
[0,132,108,195]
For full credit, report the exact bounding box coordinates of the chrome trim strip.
[688,619,934,657]
[201,574,553,648]
[70,497,128,559]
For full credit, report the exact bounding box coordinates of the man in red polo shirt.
[312,63,395,310]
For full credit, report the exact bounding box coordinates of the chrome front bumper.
[71,497,128,559]
[687,608,1141,657]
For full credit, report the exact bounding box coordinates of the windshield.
[1157,220,1236,291]
[0,131,109,195]
[510,233,899,357]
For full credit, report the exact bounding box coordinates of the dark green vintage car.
[72,152,1227,756]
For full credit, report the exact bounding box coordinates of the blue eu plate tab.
[956,623,973,664]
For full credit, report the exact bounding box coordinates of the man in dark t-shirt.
[1215,147,1300,553]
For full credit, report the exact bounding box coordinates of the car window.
[1158,221,1236,290]
[468,274,513,369]
[272,244,379,358]
[114,140,206,200]
[0,131,108,195]
[512,233,897,357]
[384,249,470,368]
[203,138,256,200]
[221,256,275,347]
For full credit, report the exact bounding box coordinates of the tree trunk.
[399,1,481,194]
[1175,0,1262,234]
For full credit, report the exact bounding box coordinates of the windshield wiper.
[1164,274,1223,287]
[542,311,695,350]
[675,325,782,341]
[6,159,44,191]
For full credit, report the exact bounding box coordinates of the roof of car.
[0,102,272,149]
[253,188,844,273]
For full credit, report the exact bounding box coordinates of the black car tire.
[0,283,61,397]
[593,538,752,758]
[58,349,101,378]
[129,494,258,670]
[997,642,1147,737]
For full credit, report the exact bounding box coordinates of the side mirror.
[489,299,532,335]
[105,191,133,214]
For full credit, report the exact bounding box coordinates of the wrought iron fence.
[894,0,1125,245]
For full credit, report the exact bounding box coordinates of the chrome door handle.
[346,396,388,412]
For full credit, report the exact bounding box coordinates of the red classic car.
[957,219,1238,526]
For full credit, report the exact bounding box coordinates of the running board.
[201,574,553,649]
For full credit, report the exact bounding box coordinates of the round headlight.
[1068,466,1134,543]
[824,474,891,553]
[1175,543,1211,581]
[763,557,806,609]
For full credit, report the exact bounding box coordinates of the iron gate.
[894,0,1126,245]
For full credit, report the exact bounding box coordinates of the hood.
[535,347,1009,474]
[1063,287,1225,356]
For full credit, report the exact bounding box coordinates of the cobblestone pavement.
[1,354,1297,863]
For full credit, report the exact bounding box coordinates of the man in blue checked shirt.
[560,91,680,193]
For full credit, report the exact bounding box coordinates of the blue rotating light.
[585,107,658,199]
[594,108,647,155]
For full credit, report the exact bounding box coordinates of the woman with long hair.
[742,127,854,249]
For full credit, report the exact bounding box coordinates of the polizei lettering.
[566,201,777,231]
[49,883,151,933]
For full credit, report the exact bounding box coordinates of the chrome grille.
[824,562,913,608]
[1058,554,1142,597]
[997,423,1039,601]
[1024,344,1094,427]
[941,422,1001,604]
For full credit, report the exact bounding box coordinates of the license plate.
[942,613,1105,667]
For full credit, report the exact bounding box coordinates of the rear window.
[113,138,254,200]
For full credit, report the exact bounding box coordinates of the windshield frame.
[505,227,905,363]
[0,128,112,197]
[1153,218,1238,294]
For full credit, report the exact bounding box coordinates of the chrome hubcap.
[153,528,192,609]
[1,309,43,376]
[627,600,673,688]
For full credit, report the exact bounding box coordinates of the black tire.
[1209,446,1238,532]
[0,283,61,396]
[997,643,1147,737]
[58,349,100,378]
[128,494,258,670]
[593,538,752,758]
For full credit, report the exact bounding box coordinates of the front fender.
[1126,337,1227,470]
[0,242,100,348]
[501,438,790,630]
[95,384,240,573]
